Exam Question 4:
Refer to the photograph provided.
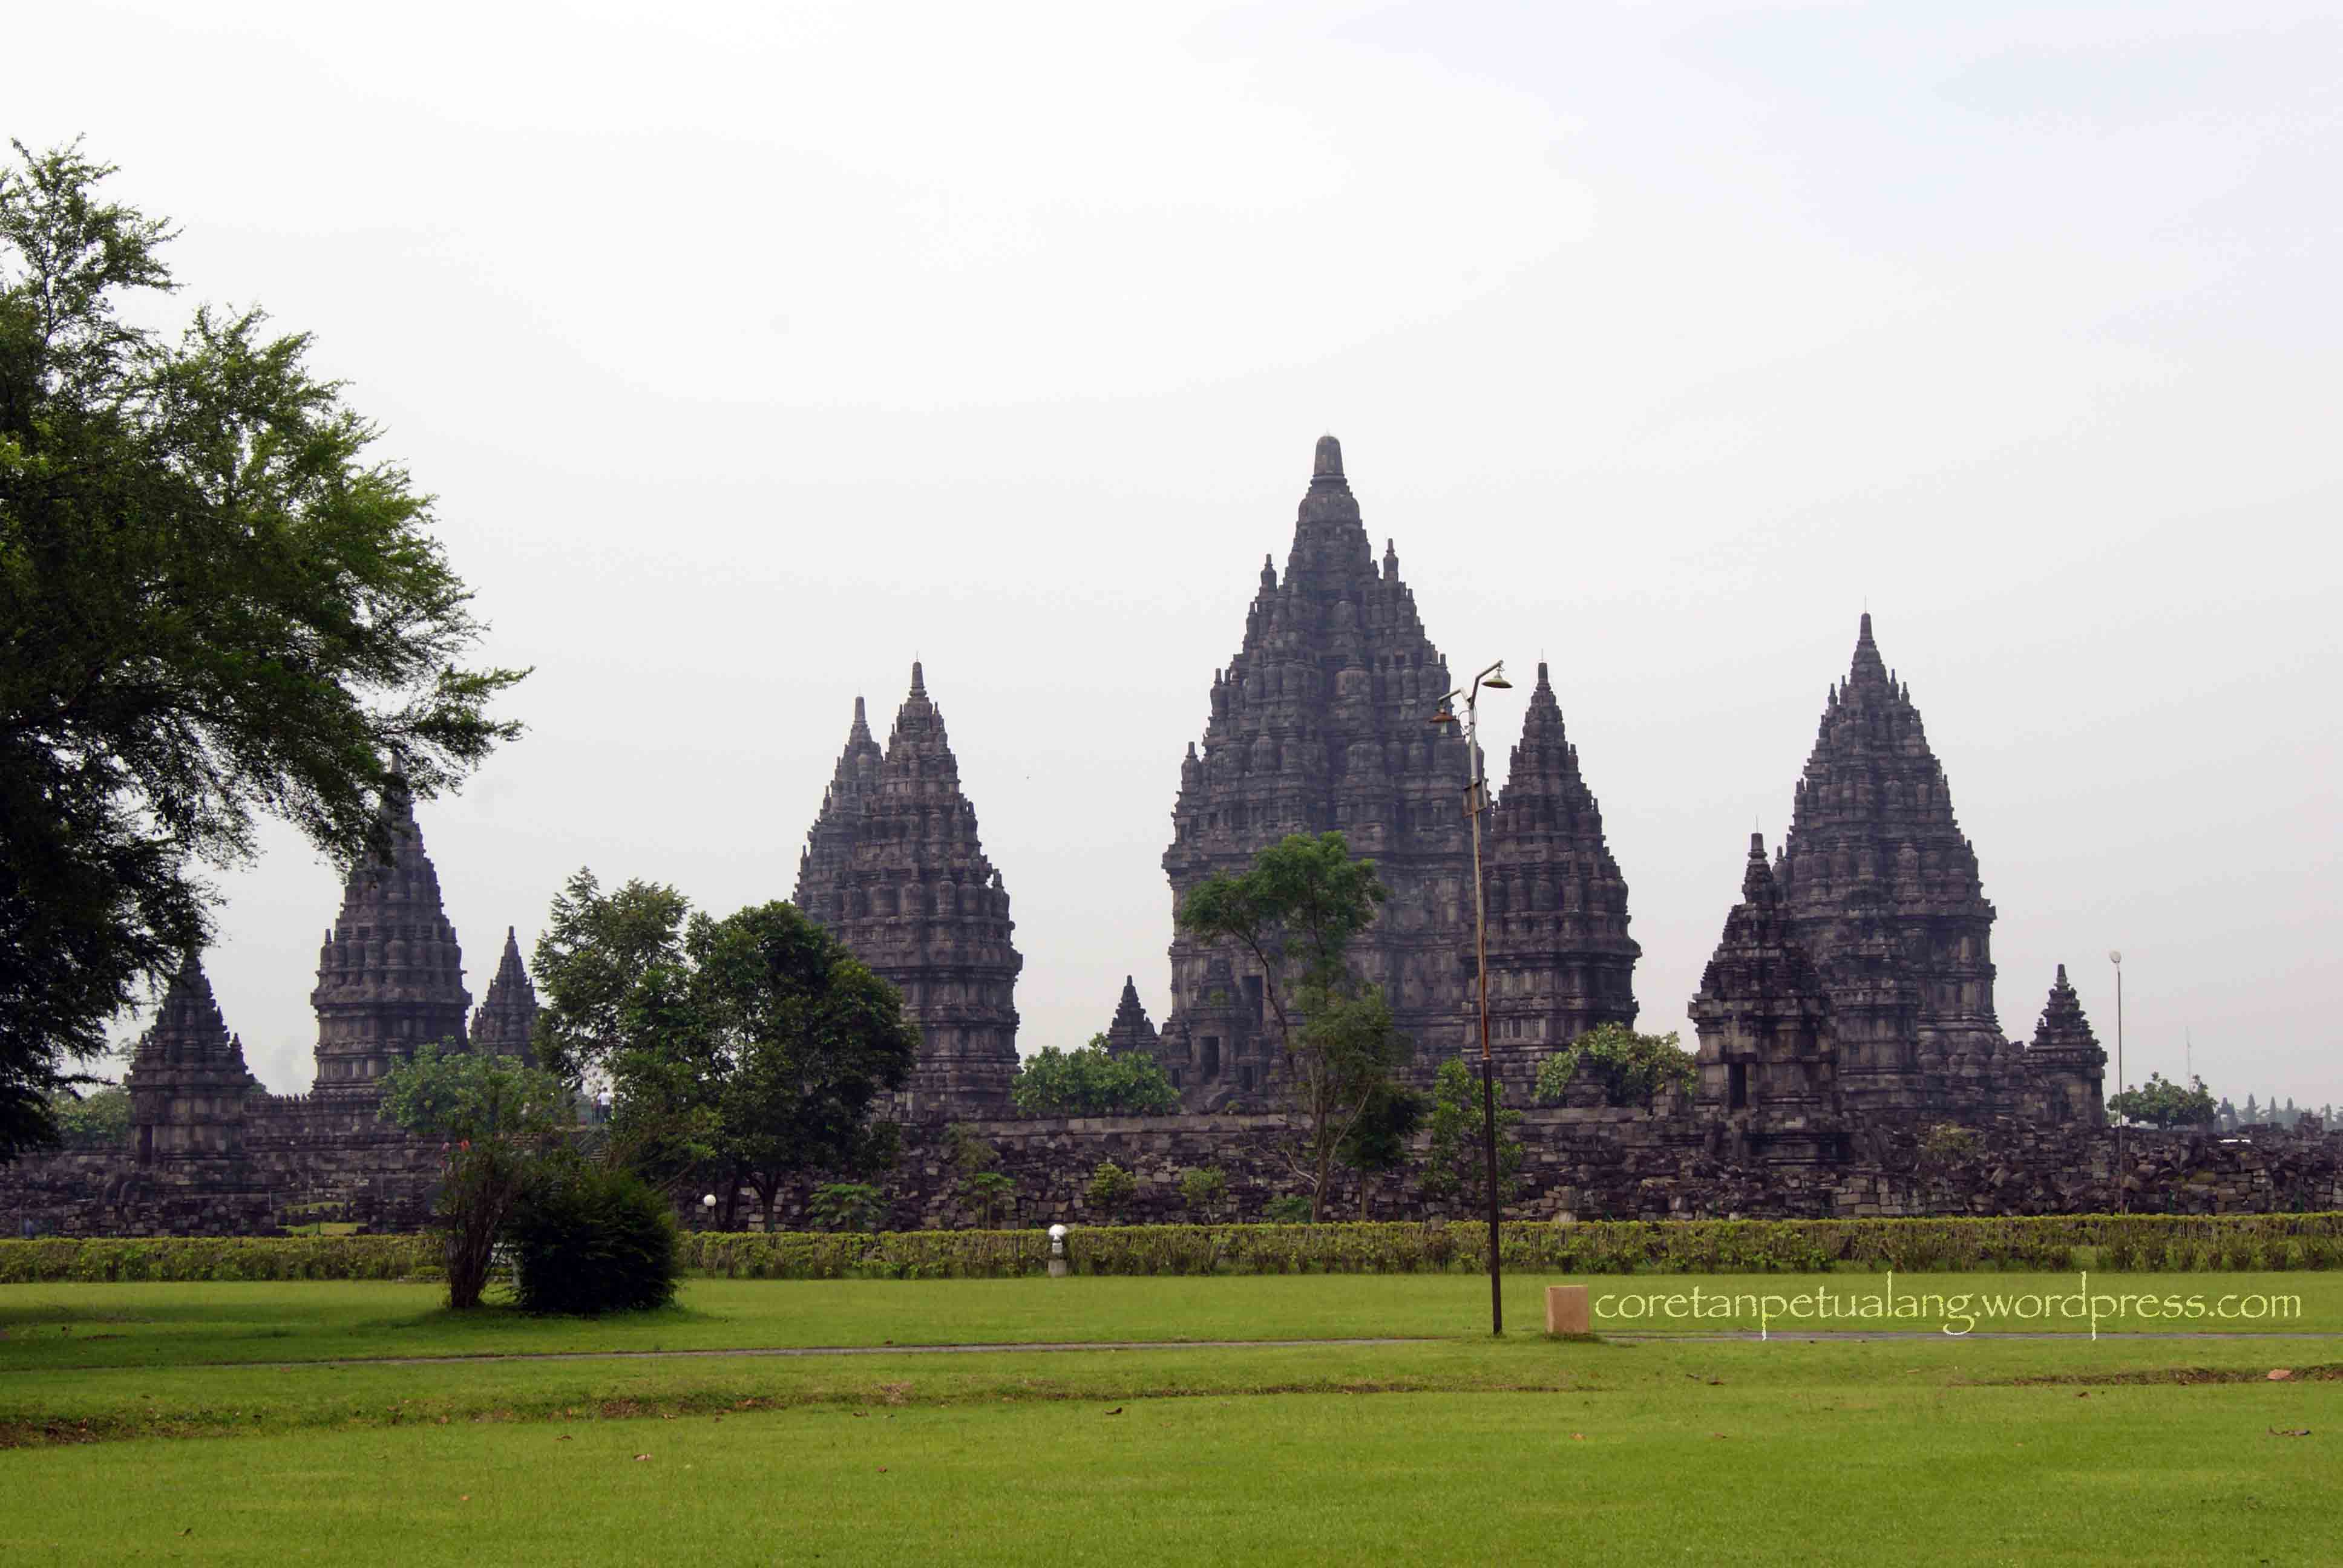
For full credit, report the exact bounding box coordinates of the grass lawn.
[2,1274,2335,1564]
[4,1270,2331,1372]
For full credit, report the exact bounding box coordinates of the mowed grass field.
[3,1273,2336,1566]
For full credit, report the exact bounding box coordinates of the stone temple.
[795,664,1023,1118]
[1686,612,2106,1152]
[1147,436,1640,1108]
[21,428,2307,1238]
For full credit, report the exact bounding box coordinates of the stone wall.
[9,1108,2335,1240]
[718,1110,2343,1234]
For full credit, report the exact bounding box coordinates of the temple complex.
[8,431,2278,1238]
[795,664,1024,1118]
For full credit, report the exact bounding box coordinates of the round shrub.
[507,1165,681,1315]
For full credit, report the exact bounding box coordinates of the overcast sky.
[24,0,2339,1108]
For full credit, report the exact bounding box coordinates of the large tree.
[0,142,524,1158]
[1176,831,1403,1221]
[534,877,917,1228]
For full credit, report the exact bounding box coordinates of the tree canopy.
[2108,1072,2217,1130]
[0,142,525,1158]
[1535,1024,1697,1109]
[532,877,918,1227]
[1176,831,1402,1220]
[1010,1035,1179,1117]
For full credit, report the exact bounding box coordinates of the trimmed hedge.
[5,1214,2339,1284]
[0,1235,436,1283]
[680,1212,2343,1280]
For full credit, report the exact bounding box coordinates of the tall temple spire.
[1689,832,1838,1159]
[1155,434,1617,1109]
[309,784,470,1099]
[796,695,886,927]
[1478,656,1639,1091]
[469,927,540,1062]
[1777,612,1999,1116]
[1103,975,1160,1060]
[126,953,258,1170]
[817,664,1022,1117]
[2023,964,2107,1126]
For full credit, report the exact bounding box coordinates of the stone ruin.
[4,434,2328,1236]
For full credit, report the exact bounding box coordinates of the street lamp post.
[1432,660,1512,1337]
[2108,951,2125,1214]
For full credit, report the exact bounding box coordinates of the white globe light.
[1047,1224,1069,1240]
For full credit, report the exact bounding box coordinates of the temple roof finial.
[1312,433,1343,481]
[909,659,925,697]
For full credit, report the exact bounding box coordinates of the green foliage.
[808,1182,885,1233]
[1010,1036,1179,1116]
[45,1082,128,1148]
[1178,1165,1229,1220]
[2109,1072,2218,1129]
[1175,832,1401,1220]
[1261,1196,1316,1224]
[529,869,692,1082]
[0,142,524,1159]
[943,1123,998,1174]
[1176,832,1388,997]
[1920,1123,1982,1161]
[505,1163,680,1315]
[1422,1058,1525,1212]
[1085,1160,1139,1219]
[1535,1024,1696,1109]
[963,1170,1018,1229]
[376,1041,569,1309]
[532,880,916,1226]
[1337,1083,1426,1218]
[8,1211,2343,1284]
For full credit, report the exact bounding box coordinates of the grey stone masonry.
[468,927,540,1062]
[1689,832,1841,1166]
[1156,436,1638,1108]
[308,767,471,1101]
[1478,659,1640,1099]
[1778,614,2002,1117]
[2019,964,2108,1128]
[816,664,1024,1120]
[125,955,259,1175]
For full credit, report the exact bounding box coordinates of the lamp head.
[2108,950,2122,966]
[1428,708,1457,727]
[1482,665,1513,690]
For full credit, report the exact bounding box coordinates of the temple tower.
[309,772,471,1099]
[468,927,540,1062]
[2020,965,2108,1127]
[819,664,1023,1119]
[1158,436,1486,1106]
[1102,976,1161,1062]
[795,695,884,928]
[1478,659,1640,1097]
[1777,614,2000,1116]
[125,955,258,1174]
[1689,834,1840,1164]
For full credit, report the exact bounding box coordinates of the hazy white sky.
[24,0,2339,1106]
